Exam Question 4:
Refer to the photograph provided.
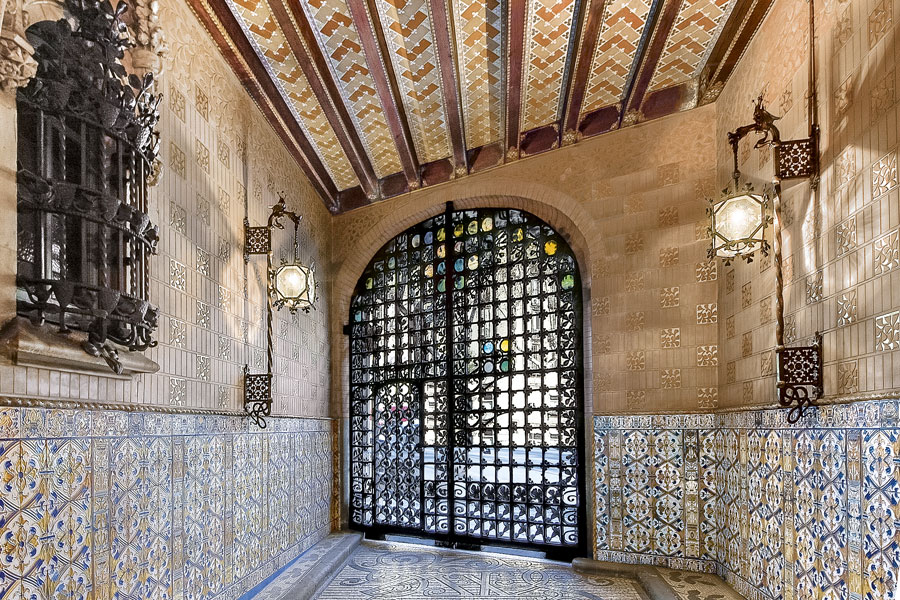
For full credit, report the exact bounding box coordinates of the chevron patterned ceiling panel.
[452,0,504,149]
[581,0,653,114]
[648,0,736,92]
[299,0,404,178]
[228,0,360,190]
[520,0,579,131]
[193,0,768,210]
[372,0,452,163]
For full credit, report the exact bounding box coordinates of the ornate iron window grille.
[348,204,587,560]
[15,0,161,374]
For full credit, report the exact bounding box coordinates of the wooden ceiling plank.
[269,0,380,199]
[562,0,608,142]
[429,0,469,175]
[189,0,340,210]
[345,0,421,187]
[506,0,527,161]
[621,0,681,123]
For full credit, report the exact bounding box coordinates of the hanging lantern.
[707,183,771,264]
[272,261,317,313]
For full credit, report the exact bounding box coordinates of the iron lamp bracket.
[777,332,824,424]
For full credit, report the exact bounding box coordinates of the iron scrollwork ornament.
[778,333,824,423]
[16,0,162,374]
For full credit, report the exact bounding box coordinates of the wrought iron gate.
[349,205,586,560]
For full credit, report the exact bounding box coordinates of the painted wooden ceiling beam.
[345,0,421,188]
[429,0,469,175]
[698,0,775,105]
[561,0,607,144]
[188,0,340,211]
[269,0,380,200]
[620,0,681,124]
[505,0,527,161]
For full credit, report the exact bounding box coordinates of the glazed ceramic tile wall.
[0,407,332,600]
[716,0,900,407]
[0,0,332,418]
[595,398,900,600]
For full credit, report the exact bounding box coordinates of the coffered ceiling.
[188,0,773,213]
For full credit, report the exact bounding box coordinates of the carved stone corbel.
[128,0,167,78]
[0,0,37,92]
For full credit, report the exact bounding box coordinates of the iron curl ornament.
[16,0,162,374]
[243,196,318,428]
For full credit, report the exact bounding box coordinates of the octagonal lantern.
[272,262,317,313]
[708,189,770,263]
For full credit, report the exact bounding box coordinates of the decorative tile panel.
[521,0,579,130]
[0,408,332,600]
[594,399,900,597]
[298,0,404,177]
[582,0,653,113]
[452,0,504,148]
[871,150,897,197]
[373,0,452,162]
[647,0,735,92]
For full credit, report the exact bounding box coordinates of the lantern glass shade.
[273,263,316,311]
[710,191,767,259]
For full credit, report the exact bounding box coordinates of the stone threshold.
[573,557,745,600]
[244,532,363,600]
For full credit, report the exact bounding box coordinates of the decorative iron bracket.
[242,197,301,428]
[775,129,819,181]
[777,332,823,424]
[726,96,823,424]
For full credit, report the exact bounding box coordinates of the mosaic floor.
[255,538,746,600]
[314,541,642,599]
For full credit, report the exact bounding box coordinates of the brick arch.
[331,188,598,325]
[330,188,599,413]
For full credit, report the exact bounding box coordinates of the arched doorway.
[348,204,586,560]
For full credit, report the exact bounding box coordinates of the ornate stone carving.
[0,0,37,92]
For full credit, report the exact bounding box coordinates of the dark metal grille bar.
[349,207,586,559]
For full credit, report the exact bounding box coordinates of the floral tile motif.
[594,399,900,599]
[0,408,331,600]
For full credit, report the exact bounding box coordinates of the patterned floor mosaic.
[316,541,647,599]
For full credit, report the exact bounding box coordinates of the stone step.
[248,532,363,600]
[573,558,746,600]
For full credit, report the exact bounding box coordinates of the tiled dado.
[594,399,900,600]
[0,406,333,600]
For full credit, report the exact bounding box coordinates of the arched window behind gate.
[348,205,586,559]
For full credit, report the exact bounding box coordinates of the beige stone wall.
[0,0,333,417]
[716,0,899,408]
[330,103,719,415]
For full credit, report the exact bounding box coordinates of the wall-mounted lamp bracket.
[242,196,308,428]
[722,96,823,424]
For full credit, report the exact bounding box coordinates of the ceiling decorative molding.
[188,0,771,212]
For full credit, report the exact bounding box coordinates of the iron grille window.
[349,206,586,559]
[15,0,161,372]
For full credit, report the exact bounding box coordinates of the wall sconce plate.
[245,226,271,258]
[777,136,818,180]
[777,333,823,423]
[244,372,272,428]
